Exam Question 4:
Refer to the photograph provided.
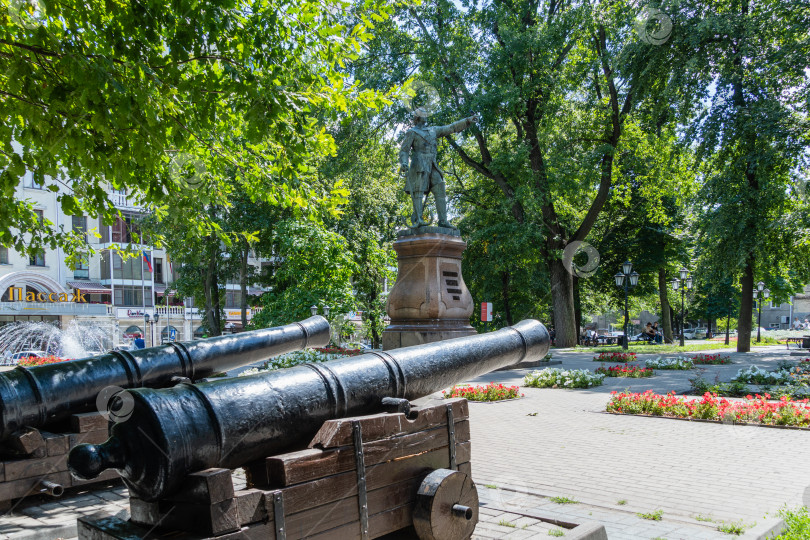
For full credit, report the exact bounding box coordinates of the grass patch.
[483,484,498,489]
[576,343,736,354]
[637,509,663,521]
[695,514,714,522]
[716,520,746,535]
[550,496,579,504]
[617,499,627,505]
[771,506,810,539]
[548,530,565,537]
[498,519,516,528]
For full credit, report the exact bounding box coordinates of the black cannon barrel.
[0,316,330,440]
[68,319,549,500]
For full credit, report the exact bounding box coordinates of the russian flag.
[142,250,153,272]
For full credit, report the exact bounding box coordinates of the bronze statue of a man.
[399,108,478,228]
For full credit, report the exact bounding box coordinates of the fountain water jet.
[0,321,112,362]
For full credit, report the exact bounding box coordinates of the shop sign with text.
[7,287,87,303]
[226,309,252,320]
[117,308,154,319]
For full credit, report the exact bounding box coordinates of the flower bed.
[314,347,363,357]
[690,353,732,365]
[595,365,654,378]
[733,365,791,385]
[442,382,523,402]
[645,356,694,370]
[606,390,810,427]
[593,352,637,363]
[524,368,604,389]
[17,356,71,367]
[239,348,347,376]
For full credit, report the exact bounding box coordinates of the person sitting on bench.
[652,322,663,343]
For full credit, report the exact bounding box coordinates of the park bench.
[786,336,810,349]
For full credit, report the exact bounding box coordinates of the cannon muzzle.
[69,319,549,500]
[0,316,330,440]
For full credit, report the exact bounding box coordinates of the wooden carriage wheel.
[413,468,479,540]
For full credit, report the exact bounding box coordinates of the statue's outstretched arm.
[435,114,478,137]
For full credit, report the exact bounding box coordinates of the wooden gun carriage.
[79,398,476,540]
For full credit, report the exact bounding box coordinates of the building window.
[113,285,152,306]
[23,170,45,189]
[0,247,7,265]
[111,212,143,244]
[72,215,88,243]
[74,255,90,280]
[225,290,242,309]
[115,253,141,280]
[29,251,45,267]
[154,258,163,284]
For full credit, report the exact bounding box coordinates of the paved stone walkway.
[0,344,807,539]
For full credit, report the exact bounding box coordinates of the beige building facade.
[1,165,266,350]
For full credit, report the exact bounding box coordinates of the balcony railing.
[110,192,144,210]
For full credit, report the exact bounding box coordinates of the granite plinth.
[383,232,475,350]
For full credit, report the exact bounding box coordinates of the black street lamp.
[614,261,640,351]
[671,267,693,347]
[753,282,770,343]
[144,312,160,347]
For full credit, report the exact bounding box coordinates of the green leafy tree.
[0,0,390,256]
[677,0,810,351]
[323,120,407,347]
[250,219,357,329]
[353,0,688,346]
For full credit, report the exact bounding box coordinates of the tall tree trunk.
[658,268,673,343]
[369,283,381,349]
[203,237,222,337]
[239,240,249,329]
[573,276,582,345]
[737,259,754,352]
[550,259,577,347]
[501,271,513,326]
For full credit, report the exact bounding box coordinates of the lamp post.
[671,267,692,347]
[144,313,151,348]
[144,312,160,346]
[614,261,640,351]
[753,282,770,343]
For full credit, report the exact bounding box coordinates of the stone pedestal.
[383,228,476,350]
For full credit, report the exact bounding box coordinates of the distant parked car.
[682,327,708,340]
[9,350,46,363]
